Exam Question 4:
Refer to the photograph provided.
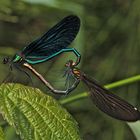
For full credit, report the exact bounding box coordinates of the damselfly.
[3,15,81,94]
[64,60,140,122]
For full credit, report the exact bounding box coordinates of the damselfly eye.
[3,57,10,64]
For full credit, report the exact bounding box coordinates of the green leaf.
[0,127,5,140]
[0,83,81,140]
[128,122,140,140]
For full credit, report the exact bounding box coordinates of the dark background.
[0,0,139,139]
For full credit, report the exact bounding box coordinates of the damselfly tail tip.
[65,60,75,67]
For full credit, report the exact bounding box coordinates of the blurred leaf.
[22,0,84,14]
[0,127,5,140]
[128,122,140,140]
[0,83,81,140]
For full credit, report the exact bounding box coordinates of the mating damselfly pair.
[3,15,140,122]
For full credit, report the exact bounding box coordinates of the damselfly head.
[3,57,10,64]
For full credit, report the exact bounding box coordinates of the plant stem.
[59,74,140,105]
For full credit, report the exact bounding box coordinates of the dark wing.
[21,15,80,63]
[82,75,140,122]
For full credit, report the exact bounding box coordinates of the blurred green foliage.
[0,0,139,139]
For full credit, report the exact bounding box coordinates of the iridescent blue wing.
[21,15,80,64]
